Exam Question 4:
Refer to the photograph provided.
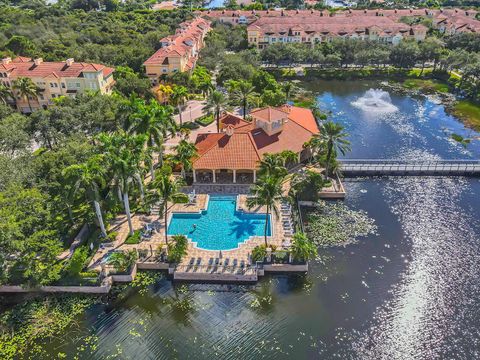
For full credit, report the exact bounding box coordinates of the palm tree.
[171,85,189,125]
[231,80,257,119]
[203,90,228,133]
[155,84,173,105]
[12,77,38,113]
[319,121,351,179]
[290,232,317,262]
[279,150,298,168]
[258,153,288,179]
[173,139,198,179]
[0,84,13,105]
[63,155,108,238]
[101,132,147,236]
[129,99,177,179]
[107,250,138,273]
[247,175,283,247]
[148,166,188,245]
[282,82,295,104]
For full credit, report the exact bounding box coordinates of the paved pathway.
[174,100,206,124]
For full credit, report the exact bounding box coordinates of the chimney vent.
[2,57,11,65]
[66,58,74,66]
[34,58,43,66]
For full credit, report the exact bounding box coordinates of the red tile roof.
[219,113,250,130]
[0,58,114,78]
[281,105,319,134]
[193,132,260,170]
[250,106,288,122]
[143,17,210,66]
[194,106,318,170]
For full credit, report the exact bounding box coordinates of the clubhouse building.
[192,105,319,184]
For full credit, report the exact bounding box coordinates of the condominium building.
[143,17,211,85]
[200,8,479,47]
[0,57,115,113]
[247,16,428,48]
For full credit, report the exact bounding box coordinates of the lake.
[41,80,480,359]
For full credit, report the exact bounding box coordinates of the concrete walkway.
[174,100,205,124]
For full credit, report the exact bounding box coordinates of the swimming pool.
[167,195,271,250]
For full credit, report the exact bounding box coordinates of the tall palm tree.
[12,77,38,113]
[171,85,189,125]
[100,132,147,236]
[129,99,177,179]
[148,165,188,245]
[231,80,257,119]
[282,82,295,104]
[0,83,13,105]
[258,153,288,179]
[320,121,351,179]
[247,175,283,247]
[279,150,299,168]
[173,139,198,179]
[203,90,228,133]
[63,155,108,238]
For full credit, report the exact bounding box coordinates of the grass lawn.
[452,100,480,131]
[402,78,450,93]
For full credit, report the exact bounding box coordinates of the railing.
[340,159,480,165]
[292,199,305,233]
[339,159,480,176]
[174,264,257,275]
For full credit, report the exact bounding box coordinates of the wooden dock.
[340,159,480,177]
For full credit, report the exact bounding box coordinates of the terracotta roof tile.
[193,133,260,170]
[194,106,317,170]
[0,58,114,78]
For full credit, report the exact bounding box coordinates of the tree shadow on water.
[228,219,257,238]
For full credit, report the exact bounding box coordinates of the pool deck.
[89,194,288,279]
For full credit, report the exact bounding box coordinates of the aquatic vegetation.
[304,201,377,247]
[450,133,471,147]
[0,295,98,359]
[452,100,480,131]
[131,271,163,295]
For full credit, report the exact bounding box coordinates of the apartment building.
[143,17,211,85]
[247,16,427,48]
[0,57,115,113]
[200,8,478,47]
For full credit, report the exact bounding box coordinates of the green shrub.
[124,230,141,244]
[65,245,89,277]
[251,245,267,262]
[167,235,188,263]
[290,232,317,262]
[103,231,118,243]
[107,250,138,274]
[196,114,214,126]
[182,122,200,130]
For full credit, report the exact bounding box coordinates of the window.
[61,83,66,88]
[50,82,58,88]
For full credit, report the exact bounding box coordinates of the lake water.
[40,80,480,359]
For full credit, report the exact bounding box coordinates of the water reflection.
[40,81,480,359]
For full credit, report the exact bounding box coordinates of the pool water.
[167,195,271,250]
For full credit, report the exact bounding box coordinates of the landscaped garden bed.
[195,114,214,127]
